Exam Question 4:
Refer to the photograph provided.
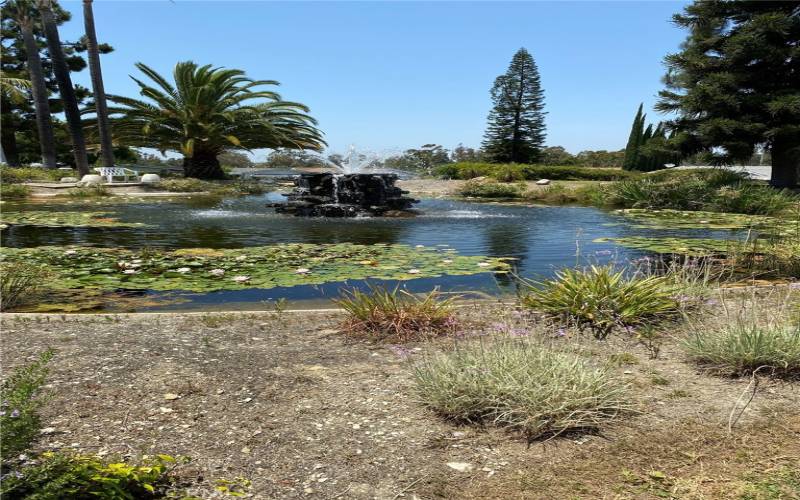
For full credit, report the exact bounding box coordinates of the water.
[2,195,736,311]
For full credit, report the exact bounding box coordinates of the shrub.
[436,162,637,182]
[226,179,267,195]
[1,183,31,199]
[412,339,633,440]
[0,349,54,463]
[521,266,679,339]
[0,452,184,499]
[684,322,800,378]
[458,179,525,198]
[66,185,111,198]
[157,178,213,192]
[0,166,64,184]
[0,263,49,311]
[602,168,797,215]
[334,285,458,342]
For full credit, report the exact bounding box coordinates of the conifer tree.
[622,104,645,170]
[657,1,800,187]
[482,48,546,164]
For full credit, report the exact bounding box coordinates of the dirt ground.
[1,304,798,499]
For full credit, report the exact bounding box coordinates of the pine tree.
[482,48,546,164]
[657,1,800,187]
[622,104,645,170]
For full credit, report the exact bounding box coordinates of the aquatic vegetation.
[595,236,733,255]
[0,244,511,294]
[334,285,458,342]
[0,210,149,228]
[612,208,791,232]
[520,265,679,339]
[412,339,633,441]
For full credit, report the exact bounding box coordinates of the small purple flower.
[789,282,800,290]
[704,299,719,306]
[511,328,529,337]
[388,345,413,359]
[556,328,566,337]
[9,409,20,418]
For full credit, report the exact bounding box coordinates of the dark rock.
[272,173,418,217]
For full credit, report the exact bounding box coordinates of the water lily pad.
[594,236,734,255]
[0,210,149,228]
[0,243,512,294]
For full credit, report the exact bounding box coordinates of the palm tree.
[103,61,325,179]
[6,0,57,168]
[0,71,30,164]
[82,0,113,168]
[36,0,89,175]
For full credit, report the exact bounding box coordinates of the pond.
[1,194,740,312]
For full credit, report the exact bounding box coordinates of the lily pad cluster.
[594,236,734,255]
[613,209,797,236]
[0,243,511,293]
[0,211,149,228]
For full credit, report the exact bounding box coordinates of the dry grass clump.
[412,339,633,441]
[685,322,800,378]
[0,263,49,311]
[334,285,458,342]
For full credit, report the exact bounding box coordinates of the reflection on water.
[2,194,739,310]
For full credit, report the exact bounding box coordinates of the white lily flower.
[176,267,191,274]
[232,275,250,283]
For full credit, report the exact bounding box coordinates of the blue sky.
[59,1,688,159]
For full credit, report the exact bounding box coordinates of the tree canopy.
[657,1,800,186]
[482,48,546,164]
[102,61,325,179]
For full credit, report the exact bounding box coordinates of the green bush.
[0,452,183,499]
[66,185,111,198]
[0,349,54,463]
[1,183,31,199]
[412,339,633,440]
[436,162,637,182]
[157,178,213,192]
[602,169,797,215]
[684,322,800,378]
[334,285,458,342]
[0,166,64,184]
[458,179,525,198]
[521,266,679,339]
[0,263,49,311]
[226,179,267,195]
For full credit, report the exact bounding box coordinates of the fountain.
[268,146,419,217]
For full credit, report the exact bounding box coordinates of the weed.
[521,265,679,339]
[0,263,49,311]
[0,349,54,464]
[607,352,639,367]
[412,339,634,441]
[334,285,458,342]
[66,185,111,198]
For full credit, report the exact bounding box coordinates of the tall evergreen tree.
[657,1,800,187]
[481,48,546,164]
[622,104,645,170]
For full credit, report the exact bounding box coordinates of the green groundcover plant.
[412,339,633,441]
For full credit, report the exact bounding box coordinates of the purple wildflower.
[789,282,800,290]
[511,328,529,337]
[9,409,20,418]
[388,345,413,359]
[556,328,566,337]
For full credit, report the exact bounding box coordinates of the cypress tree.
[657,1,800,187]
[481,48,546,164]
[622,104,645,170]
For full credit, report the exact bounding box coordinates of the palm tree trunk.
[19,16,57,169]
[82,0,114,168]
[183,149,226,179]
[37,0,90,176]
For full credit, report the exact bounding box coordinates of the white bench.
[94,167,140,183]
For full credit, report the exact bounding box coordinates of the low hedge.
[436,162,639,182]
